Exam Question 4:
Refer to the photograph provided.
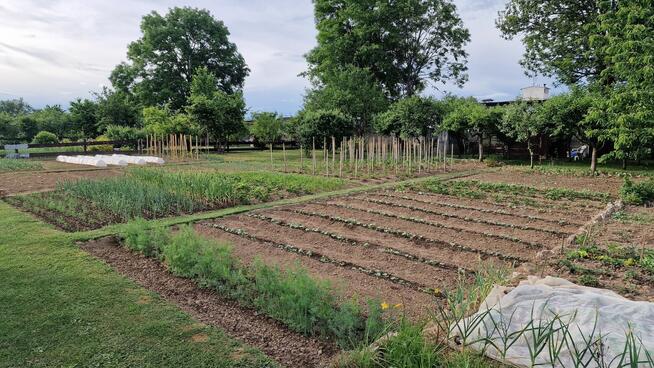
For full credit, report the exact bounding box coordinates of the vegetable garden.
[5,167,347,231]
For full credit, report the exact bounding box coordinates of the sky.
[0,0,559,115]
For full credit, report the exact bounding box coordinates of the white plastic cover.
[452,276,654,367]
[55,154,164,167]
[56,155,107,168]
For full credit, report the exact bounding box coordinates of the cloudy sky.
[0,0,557,115]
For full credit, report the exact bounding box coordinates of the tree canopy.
[250,112,284,145]
[374,96,442,139]
[110,7,248,110]
[306,0,469,99]
[496,0,609,85]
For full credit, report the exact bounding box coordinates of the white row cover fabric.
[452,276,654,367]
[56,154,164,167]
[56,155,107,167]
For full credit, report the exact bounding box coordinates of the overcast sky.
[0,0,558,115]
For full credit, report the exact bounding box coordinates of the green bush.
[621,178,654,205]
[377,319,441,367]
[88,135,114,152]
[104,125,146,146]
[31,131,59,144]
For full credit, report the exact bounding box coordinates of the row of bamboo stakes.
[140,134,205,161]
[275,136,455,178]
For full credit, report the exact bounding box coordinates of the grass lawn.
[0,201,276,367]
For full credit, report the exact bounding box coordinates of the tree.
[186,67,246,149]
[496,0,611,86]
[69,99,100,139]
[375,96,442,139]
[0,112,19,142]
[142,106,199,136]
[110,7,248,110]
[597,0,654,167]
[250,112,283,145]
[16,115,39,142]
[535,87,607,172]
[0,98,33,116]
[442,98,502,161]
[95,88,142,129]
[306,0,470,99]
[499,101,541,168]
[304,66,388,134]
[31,105,71,139]
[295,109,354,149]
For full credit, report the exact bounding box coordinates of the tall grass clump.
[119,220,381,348]
[621,177,654,205]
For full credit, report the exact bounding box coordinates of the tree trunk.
[590,145,597,173]
[622,158,627,170]
[478,133,484,162]
[528,142,534,169]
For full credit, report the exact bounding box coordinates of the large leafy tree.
[186,67,246,149]
[250,112,283,145]
[304,66,387,134]
[110,7,248,110]
[69,99,100,139]
[31,105,72,139]
[295,109,354,149]
[374,96,442,139]
[597,0,654,167]
[496,0,612,85]
[307,0,470,99]
[95,88,142,129]
[0,98,33,116]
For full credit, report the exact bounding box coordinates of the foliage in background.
[374,96,442,139]
[250,112,283,145]
[186,67,246,146]
[306,0,470,99]
[69,98,100,139]
[303,66,388,135]
[142,106,199,136]
[441,97,502,161]
[109,7,249,110]
[31,131,59,145]
[295,109,354,149]
[499,101,542,168]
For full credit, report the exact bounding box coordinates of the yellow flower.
[394,303,403,309]
[433,288,442,296]
[381,302,389,310]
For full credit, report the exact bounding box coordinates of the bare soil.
[463,168,625,196]
[0,168,123,195]
[81,237,338,368]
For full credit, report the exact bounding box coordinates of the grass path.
[0,201,276,367]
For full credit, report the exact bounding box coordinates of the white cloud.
[0,0,556,114]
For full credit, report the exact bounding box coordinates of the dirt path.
[81,237,338,368]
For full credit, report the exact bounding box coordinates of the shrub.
[88,135,114,152]
[121,218,169,258]
[620,177,654,205]
[31,131,59,144]
[104,125,146,144]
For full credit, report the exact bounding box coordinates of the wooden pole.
[283,142,287,172]
[312,137,316,175]
[300,145,304,173]
[270,142,274,170]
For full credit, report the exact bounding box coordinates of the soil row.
[81,237,337,368]
[195,223,441,319]
[369,191,582,232]
[304,201,566,256]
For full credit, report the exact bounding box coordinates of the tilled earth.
[197,187,609,318]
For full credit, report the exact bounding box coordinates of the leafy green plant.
[621,178,654,205]
[121,218,169,258]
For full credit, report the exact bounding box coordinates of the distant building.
[520,84,550,101]
[480,84,550,107]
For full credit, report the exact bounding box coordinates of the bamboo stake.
[312,137,316,175]
[282,142,287,172]
[331,136,336,175]
[270,142,274,170]
[300,145,304,173]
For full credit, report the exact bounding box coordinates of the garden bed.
[6,168,349,231]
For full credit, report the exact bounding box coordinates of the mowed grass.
[10,168,348,231]
[0,201,276,367]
